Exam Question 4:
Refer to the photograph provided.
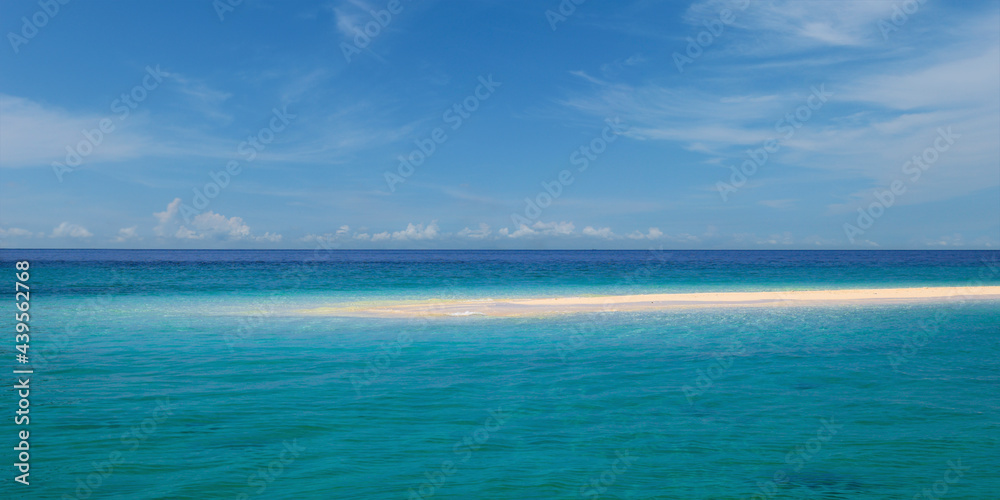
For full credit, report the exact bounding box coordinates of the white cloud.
[673,233,702,243]
[0,227,32,238]
[113,226,139,242]
[537,221,574,236]
[294,223,728,246]
[457,223,492,239]
[925,233,965,247]
[304,222,442,243]
[391,222,439,241]
[582,226,616,239]
[300,233,328,243]
[763,232,796,245]
[500,221,575,239]
[51,222,92,238]
[190,212,248,239]
[627,227,664,240]
[153,198,280,242]
[301,226,350,244]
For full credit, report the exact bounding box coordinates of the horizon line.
[2,248,998,252]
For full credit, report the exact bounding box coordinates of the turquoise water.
[2,250,999,499]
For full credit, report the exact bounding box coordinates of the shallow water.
[1,250,998,499]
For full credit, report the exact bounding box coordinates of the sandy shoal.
[295,286,1000,318]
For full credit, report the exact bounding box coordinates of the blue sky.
[1,0,997,249]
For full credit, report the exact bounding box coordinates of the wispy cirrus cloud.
[0,94,153,168]
[331,0,376,38]
[684,0,899,52]
[560,4,999,213]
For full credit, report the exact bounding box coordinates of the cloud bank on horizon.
[0,0,997,249]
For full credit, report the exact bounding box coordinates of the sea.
[1,249,998,499]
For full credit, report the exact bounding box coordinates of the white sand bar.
[297,286,1000,318]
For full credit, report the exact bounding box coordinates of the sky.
[0,0,998,249]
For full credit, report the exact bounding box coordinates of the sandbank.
[294,286,1000,318]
